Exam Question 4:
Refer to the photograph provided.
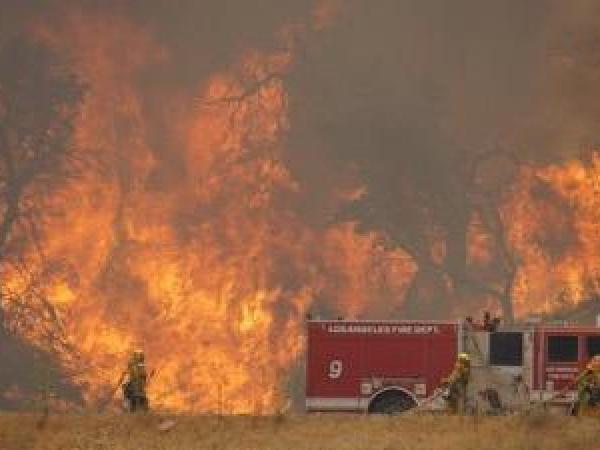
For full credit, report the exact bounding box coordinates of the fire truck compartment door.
[307,334,363,400]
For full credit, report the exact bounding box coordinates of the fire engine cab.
[305,319,600,414]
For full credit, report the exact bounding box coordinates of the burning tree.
[0,37,83,406]
[330,140,520,321]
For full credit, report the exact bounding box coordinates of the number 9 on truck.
[328,359,343,379]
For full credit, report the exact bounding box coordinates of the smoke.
[283,0,600,317]
[287,1,554,194]
[3,0,598,184]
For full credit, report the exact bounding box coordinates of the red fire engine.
[305,319,600,414]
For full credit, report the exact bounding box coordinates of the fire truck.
[305,319,600,414]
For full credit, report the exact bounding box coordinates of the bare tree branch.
[198,73,286,107]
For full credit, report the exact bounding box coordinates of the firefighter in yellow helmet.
[441,352,471,414]
[122,349,148,412]
[574,355,600,417]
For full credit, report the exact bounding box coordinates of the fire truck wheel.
[368,389,417,414]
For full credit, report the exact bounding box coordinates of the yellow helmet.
[132,349,145,362]
[458,352,470,362]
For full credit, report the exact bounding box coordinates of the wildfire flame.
[506,154,600,316]
[1,3,416,413]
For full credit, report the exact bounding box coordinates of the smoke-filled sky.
[3,0,599,178]
[3,1,597,147]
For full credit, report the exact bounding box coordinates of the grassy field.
[1,412,600,450]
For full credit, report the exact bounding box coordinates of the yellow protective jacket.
[125,359,147,398]
[444,361,470,389]
[576,369,600,396]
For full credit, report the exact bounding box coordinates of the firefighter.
[574,355,600,417]
[441,352,471,414]
[122,349,149,413]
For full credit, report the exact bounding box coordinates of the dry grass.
[1,412,599,450]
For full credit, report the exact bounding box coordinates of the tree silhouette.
[0,37,83,408]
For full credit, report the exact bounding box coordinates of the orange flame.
[505,154,600,316]
[2,4,415,413]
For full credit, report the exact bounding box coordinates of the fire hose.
[397,386,449,416]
